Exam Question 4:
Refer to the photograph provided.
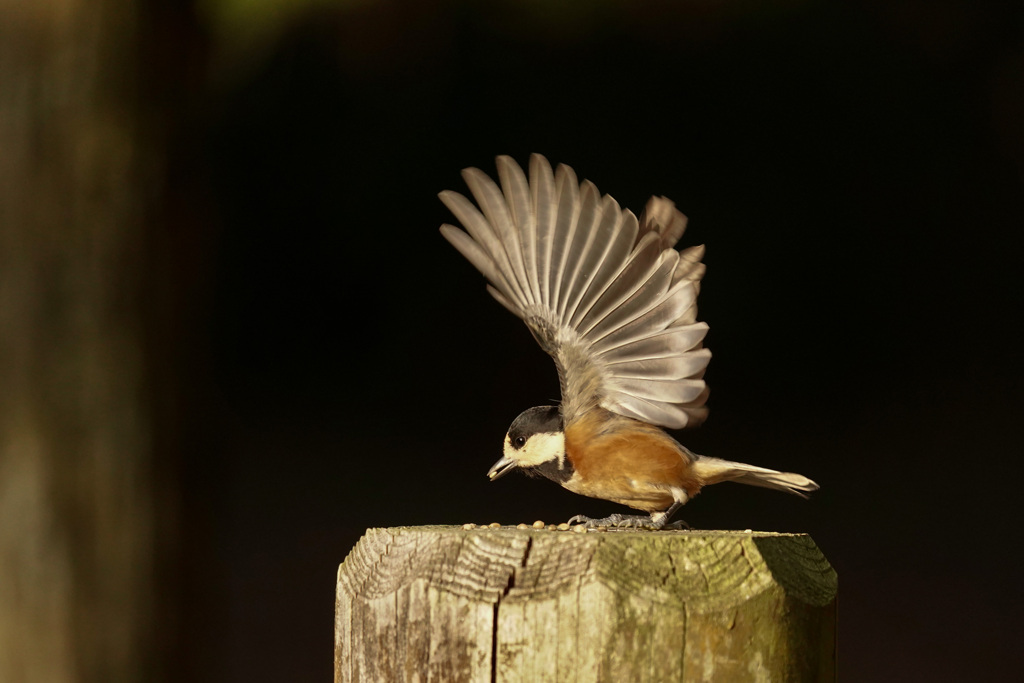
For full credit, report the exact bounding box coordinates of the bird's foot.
[567,513,689,530]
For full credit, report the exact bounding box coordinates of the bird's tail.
[692,456,819,499]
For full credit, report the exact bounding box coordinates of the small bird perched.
[440,154,818,529]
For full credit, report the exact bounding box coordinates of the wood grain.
[336,526,836,682]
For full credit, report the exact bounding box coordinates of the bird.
[439,154,818,529]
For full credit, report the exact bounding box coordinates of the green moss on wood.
[336,527,836,682]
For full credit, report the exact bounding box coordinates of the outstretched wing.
[440,154,710,429]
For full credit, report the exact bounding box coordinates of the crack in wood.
[491,535,533,682]
[336,527,836,681]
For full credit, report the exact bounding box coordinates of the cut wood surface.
[335,526,836,682]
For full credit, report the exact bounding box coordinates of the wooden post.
[335,526,836,682]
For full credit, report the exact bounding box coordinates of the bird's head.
[487,405,566,480]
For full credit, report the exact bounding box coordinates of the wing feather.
[589,280,700,354]
[608,377,707,404]
[529,155,557,307]
[486,283,524,319]
[607,397,693,430]
[461,168,533,306]
[568,203,636,328]
[561,189,619,325]
[576,231,663,338]
[640,196,689,249]
[440,154,711,429]
[603,349,712,380]
[496,156,538,304]
[596,323,709,362]
[582,249,677,341]
[439,224,518,303]
[674,244,706,284]
[556,180,600,319]
[549,164,580,316]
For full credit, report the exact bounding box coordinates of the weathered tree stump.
[335,526,836,682]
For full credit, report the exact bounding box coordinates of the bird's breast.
[562,408,703,511]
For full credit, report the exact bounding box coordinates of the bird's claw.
[567,513,684,530]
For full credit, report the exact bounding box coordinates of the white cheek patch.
[504,432,565,468]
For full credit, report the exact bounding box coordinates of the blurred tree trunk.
[0,1,172,680]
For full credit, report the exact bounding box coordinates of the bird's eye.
[514,436,526,448]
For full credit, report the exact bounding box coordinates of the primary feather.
[440,154,711,430]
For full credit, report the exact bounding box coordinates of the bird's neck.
[524,449,574,484]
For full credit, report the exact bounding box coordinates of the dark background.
[161,1,1024,680]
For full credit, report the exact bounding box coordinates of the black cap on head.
[507,405,563,449]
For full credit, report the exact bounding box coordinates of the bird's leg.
[650,500,690,530]
[567,505,689,530]
[567,513,660,529]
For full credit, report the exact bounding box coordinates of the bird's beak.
[486,456,517,481]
